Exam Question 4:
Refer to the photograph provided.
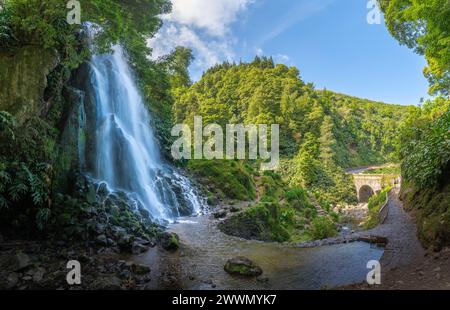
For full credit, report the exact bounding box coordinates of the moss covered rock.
[224,257,263,277]
[218,202,290,242]
[157,232,180,251]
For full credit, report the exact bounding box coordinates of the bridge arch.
[352,174,398,203]
[358,185,375,203]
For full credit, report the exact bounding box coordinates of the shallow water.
[134,215,383,290]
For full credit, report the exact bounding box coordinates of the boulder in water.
[157,232,180,251]
[130,263,151,275]
[224,257,263,277]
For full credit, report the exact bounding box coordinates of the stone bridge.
[353,174,399,203]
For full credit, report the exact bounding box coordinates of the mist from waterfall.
[88,45,203,221]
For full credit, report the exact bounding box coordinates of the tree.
[319,116,337,165]
[160,46,194,89]
[378,0,450,96]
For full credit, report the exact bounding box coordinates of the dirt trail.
[345,189,450,290]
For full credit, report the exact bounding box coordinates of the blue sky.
[150,0,430,106]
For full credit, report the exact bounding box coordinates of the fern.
[36,208,51,231]
[8,182,28,202]
[0,193,9,210]
[0,168,11,192]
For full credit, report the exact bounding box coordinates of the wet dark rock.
[131,242,149,255]
[224,257,263,277]
[118,235,135,252]
[96,234,108,246]
[138,205,151,219]
[157,232,180,251]
[257,276,269,283]
[13,252,32,271]
[130,263,151,275]
[111,226,127,238]
[229,206,241,213]
[0,272,19,289]
[92,275,122,290]
[214,210,228,219]
[32,267,45,283]
[94,223,107,235]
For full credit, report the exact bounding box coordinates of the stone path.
[359,189,425,271]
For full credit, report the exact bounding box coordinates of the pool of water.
[133,215,384,290]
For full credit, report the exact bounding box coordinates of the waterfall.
[87,45,203,221]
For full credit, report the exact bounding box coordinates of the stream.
[132,215,383,290]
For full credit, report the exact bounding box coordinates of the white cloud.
[149,0,255,80]
[274,54,291,65]
[165,0,254,37]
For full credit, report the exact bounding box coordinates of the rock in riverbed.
[13,252,32,271]
[157,232,179,251]
[224,257,263,277]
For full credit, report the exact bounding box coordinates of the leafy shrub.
[308,216,337,240]
[285,187,311,209]
[364,187,391,229]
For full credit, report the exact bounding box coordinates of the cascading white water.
[89,45,203,220]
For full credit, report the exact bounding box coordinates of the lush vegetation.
[365,165,401,175]
[379,0,450,97]
[218,169,339,242]
[379,0,450,249]
[172,58,408,207]
[364,187,391,230]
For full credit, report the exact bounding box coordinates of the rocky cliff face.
[0,46,59,124]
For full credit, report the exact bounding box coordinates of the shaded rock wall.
[0,46,59,123]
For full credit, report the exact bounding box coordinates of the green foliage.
[399,97,450,189]
[379,0,450,96]
[187,160,256,201]
[308,216,337,240]
[173,59,407,204]
[366,165,401,175]
[219,201,291,242]
[0,162,51,209]
[284,187,311,209]
[401,179,450,250]
[364,187,391,229]
[36,207,51,231]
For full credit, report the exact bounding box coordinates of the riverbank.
[130,215,383,290]
[343,189,450,289]
[1,189,445,290]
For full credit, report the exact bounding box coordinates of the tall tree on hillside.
[160,46,194,89]
[319,116,337,165]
